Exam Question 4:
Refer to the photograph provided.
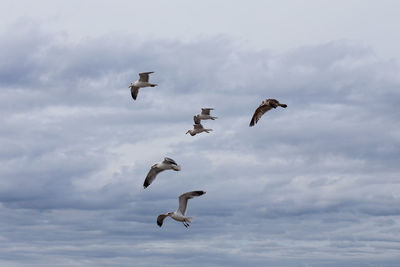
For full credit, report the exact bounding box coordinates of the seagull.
[143,157,181,188]
[249,99,287,127]
[129,72,157,100]
[194,108,217,123]
[157,190,206,228]
[186,123,212,136]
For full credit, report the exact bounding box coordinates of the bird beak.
[185,131,189,134]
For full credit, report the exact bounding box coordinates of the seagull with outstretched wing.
[195,108,217,122]
[129,72,157,100]
[186,123,212,136]
[143,157,181,189]
[157,190,206,228]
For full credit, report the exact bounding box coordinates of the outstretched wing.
[130,86,139,100]
[139,72,154,82]
[193,115,201,124]
[143,165,162,188]
[249,104,273,127]
[201,108,214,115]
[157,213,169,227]
[177,190,206,215]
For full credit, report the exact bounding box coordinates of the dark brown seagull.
[249,99,287,127]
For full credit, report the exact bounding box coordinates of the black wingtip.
[195,190,206,196]
[157,217,163,227]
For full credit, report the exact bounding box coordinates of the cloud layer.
[0,21,400,266]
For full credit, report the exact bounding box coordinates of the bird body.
[170,212,192,223]
[129,72,157,100]
[249,98,287,127]
[157,190,206,227]
[130,80,156,88]
[143,157,181,188]
[186,123,212,136]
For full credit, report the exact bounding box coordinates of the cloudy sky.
[1,1,400,266]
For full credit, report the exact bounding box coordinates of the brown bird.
[249,99,287,127]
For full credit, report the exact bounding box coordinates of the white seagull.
[249,98,287,127]
[186,122,212,136]
[143,157,181,189]
[129,72,157,100]
[157,190,206,228]
[194,108,217,123]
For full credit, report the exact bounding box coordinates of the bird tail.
[280,104,287,108]
[211,116,218,120]
[205,129,213,133]
[186,217,193,223]
[150,83,157,87]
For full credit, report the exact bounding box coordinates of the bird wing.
[177,190,206,215]
[249,104,273,127]
[130,86,139,100]
[139,72,154,82]
[193,123,204,130]
[157,213,169,227]
[193,115,201,124]
[163,157,178,166]
[143,165,162,188]
[201,108,214,115]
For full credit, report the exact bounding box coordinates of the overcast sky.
[1,1,400,266]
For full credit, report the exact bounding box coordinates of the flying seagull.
[249,99,287,127]
[186,122,212,136]
[194,108,217,123]
[129,72,157,100]
[143,157,181,188]
[157,190,206,228]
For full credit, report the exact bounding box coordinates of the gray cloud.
[0,21,400,266]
